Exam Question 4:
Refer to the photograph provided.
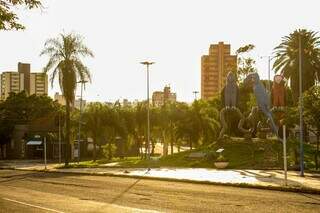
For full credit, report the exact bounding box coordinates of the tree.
[0,0,41,30]
[40,33,94,165]
[83,102,105,161]
[0,91,60,159]
[303,86,320,169]
[236,44,257,81]
[273,29,320,102]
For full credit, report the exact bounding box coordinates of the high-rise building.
[152,85,176,107]
[201,42,237,100]
[0,62,48,100]
[54,92,66,106]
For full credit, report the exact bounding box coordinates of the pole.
[193,91,199,101]
[141,61,154,161]
[78,82,83,163]
[59,113,61,164]
[268,56,271,93]
[147,64,150,160]
[44,136,47,170]
[299,35,304,177]
[283,125,287,186]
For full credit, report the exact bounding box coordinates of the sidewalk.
[1,160,320,194]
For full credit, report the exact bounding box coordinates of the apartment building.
[201,42,237,100]
[0,62,48,100]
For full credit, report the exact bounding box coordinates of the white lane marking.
[2,198,65,213]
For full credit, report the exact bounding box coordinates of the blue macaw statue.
[222,72,239,108]
[244,72,278,135]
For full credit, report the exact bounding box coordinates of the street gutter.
[1,167,320,195]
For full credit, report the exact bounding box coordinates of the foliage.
[40,32,94,165]
[102,143,117,159]
[303,86,320,133]
[273,29,320,102]
[215,154,228,162]
[236,44,257,81]
[0,91,60,158]
[303,86,320,169]
[0,0,41,30]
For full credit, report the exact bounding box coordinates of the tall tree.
[273,29,320,102]
[303,86,320,169]
[0,0,41,30]
[83,102,105,161]
[40,33,94,165]
[236,44,257,81]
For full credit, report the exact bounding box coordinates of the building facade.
[54,92,66,105]
[201,42,237,100]
[0,62,48,100]
[152,86,176,107]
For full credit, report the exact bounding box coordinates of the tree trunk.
[189,136,192,150]
[0,144,3,159]
[151,139,155,155]
[144,137,147,159]
[65,99,71,166]
[162,131,168,156]
[93,134,97,162]
[108,139,112,160]
[170,131,174,155]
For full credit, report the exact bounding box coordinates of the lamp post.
[260,55,273,93]
[193,91,199,101]
[77,79,88,163]
[299,35,304,177]
[58,113,61,164]
[140,61,155,160]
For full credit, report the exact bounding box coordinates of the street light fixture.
[77,79,88,163]
[259,55,274,94]
[193,91,199,101]
[140,61,155,160]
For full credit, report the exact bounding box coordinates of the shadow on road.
[110,169,151,204]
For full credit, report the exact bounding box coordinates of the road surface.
[0,169,319,212]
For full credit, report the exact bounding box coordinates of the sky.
[0,0,319,103]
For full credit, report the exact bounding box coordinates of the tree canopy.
[0,0,41,30]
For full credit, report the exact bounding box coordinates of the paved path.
[1,160,320,192]
[1,169,320,212]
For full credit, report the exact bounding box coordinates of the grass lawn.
[58,137,318,171]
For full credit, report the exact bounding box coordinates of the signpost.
[44,136,47,170]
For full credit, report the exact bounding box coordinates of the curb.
[2,167,320,195]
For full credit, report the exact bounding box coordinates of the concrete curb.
[2,167,320,195]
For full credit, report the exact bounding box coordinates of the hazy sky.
[0,0,319,103]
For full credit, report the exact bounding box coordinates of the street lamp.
[260,55,274,94]
[77,79,88,163]
[193,91,199,101]
[140,61,155,160]
[298,35,304,177]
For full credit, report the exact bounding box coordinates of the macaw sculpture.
[222,72,239,108]
[271,74,286,108]
[219,72,243,140]
[243,72,278,136]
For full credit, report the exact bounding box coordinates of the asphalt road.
[0,169,320,213]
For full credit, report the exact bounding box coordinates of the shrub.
[215,155,229,162]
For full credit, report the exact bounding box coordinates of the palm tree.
[40,33,94,165]
[273,29,320,102]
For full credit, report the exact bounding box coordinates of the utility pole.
[299,35,304,177]
[140,61,155,160]
[59,113,61,164]
[77,80,88,163]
